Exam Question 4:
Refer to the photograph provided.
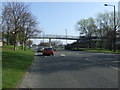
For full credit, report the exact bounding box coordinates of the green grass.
[71,48,120,54]
[84,49,120,53]
[2,45,34,88]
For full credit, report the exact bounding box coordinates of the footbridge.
[30,34,80,40]
[30,34,102,46]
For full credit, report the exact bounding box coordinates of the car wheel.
[52,54,54,56]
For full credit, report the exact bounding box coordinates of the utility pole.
[43,32,44,43]
[104,4,116,52]
[65,29,67,45]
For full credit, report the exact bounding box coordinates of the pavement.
[19,50,119,88]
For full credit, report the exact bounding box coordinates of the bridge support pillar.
[49,38,52,47]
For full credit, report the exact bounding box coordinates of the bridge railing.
[36,34,79,39]
[30,34,105,41]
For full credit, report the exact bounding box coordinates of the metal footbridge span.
[30,34,80,40]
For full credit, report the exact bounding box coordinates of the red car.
[42,47,54,56]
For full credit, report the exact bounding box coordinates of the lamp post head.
[104,4,115,7]
[104,4,108,6]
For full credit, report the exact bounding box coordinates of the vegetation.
[39,41,63,47]
[71,48,120,54]
[76,17,97,48]
[2,2,41,50]
[76,11,120,52]
[2,45,34,88]
[84,49,120,53]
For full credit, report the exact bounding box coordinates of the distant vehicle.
[42,47,54,56]
[53,48,58,51]
[37,46,44,52]
[33,47,38,52]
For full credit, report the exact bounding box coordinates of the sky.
[26,2,118,35]
[1,1,119,45]
[26,2,119,45]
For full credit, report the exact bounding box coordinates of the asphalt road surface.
[19,50,119,88]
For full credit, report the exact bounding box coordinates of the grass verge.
[2,45,34,88]
[71,48,120,54]
[84,49,120,54]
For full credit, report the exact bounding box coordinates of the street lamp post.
[104,4,116,52]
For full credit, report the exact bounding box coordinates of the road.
[19,50,119,88]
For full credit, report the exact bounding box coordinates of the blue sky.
[26,2,118,35]
[1,1,119,44]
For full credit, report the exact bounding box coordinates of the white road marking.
[112,61,120,63]
[85,58,120,71]
[61,54,65,57]
[109,66,120,71]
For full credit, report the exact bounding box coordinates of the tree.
[76,17,97,48]
[2,2,41,50]
[51,40,63,47]
[95,11,119,50]
[39,42,49,47]
[104,30,115,50]
[21,14,40,50]
[0,6,1,26]
[39,40,63,47]
[95,12,111,49]
[26,40,33,48]
[76,11,120,50]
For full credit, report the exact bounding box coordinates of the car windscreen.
[44,48,52,50]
